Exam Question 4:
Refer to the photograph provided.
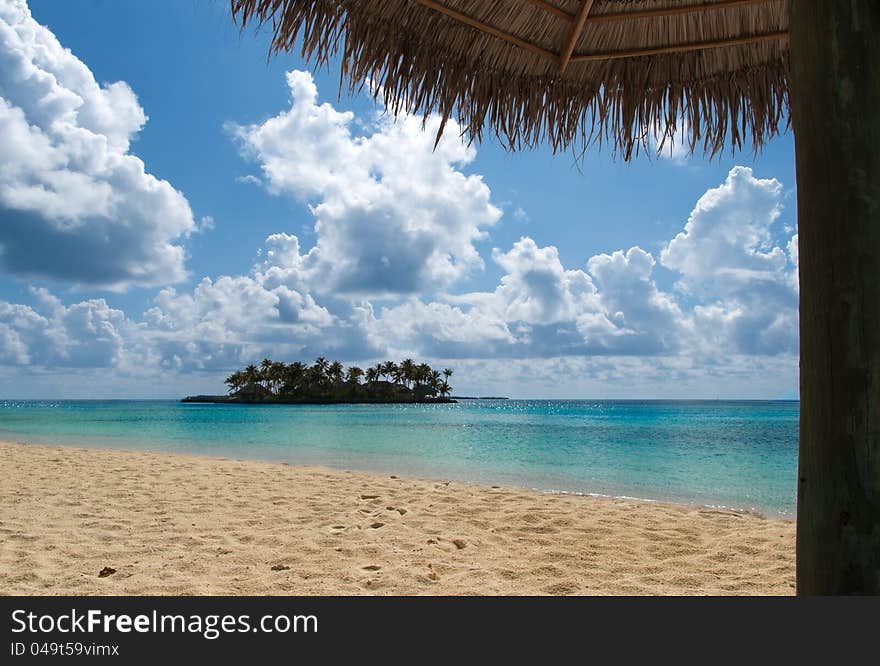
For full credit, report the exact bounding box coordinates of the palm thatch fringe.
[231,0,789,158]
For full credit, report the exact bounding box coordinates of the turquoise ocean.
[0,400,798,517]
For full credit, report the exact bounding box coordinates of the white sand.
[0,441,795,595]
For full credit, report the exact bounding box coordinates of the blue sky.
[0,0,799,399]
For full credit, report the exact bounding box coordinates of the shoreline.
[0,431,793,519]
[1,440,795,595]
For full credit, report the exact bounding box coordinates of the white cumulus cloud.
[662,166,798,354]
[0,287,126,367]
[0,0,196,289]
[231,70,501,297]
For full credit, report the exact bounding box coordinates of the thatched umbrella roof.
[232,0,788,158]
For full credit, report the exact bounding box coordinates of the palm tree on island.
[195,357,457,404]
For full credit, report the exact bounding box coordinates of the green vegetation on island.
[182,358,455,404]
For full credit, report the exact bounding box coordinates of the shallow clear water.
[0,399,799,516]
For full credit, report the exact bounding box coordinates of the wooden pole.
[788,0,880,594]
[558,0,595,73]
[570,31,786,63]
[524,0,574,22]
[586,0,777,25]
[413,0,559,62]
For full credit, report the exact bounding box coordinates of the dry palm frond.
[231,0,789,159]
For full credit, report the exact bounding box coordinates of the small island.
[182,357,457,404]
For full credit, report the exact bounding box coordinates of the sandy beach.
[0,441,795,595]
